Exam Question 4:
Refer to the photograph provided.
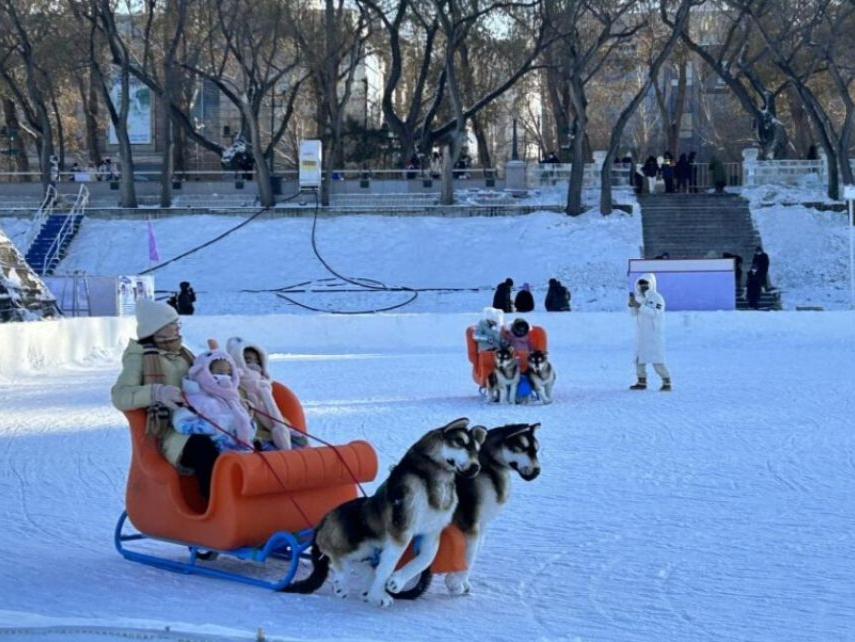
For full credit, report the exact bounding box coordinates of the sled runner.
[115,381,467,595]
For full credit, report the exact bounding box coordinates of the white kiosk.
[628,258,736,311]
[299,140,322,190]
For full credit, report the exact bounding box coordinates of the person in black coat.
[557,283,571,311]
[514,283,535,312]
[745,266,763,309]
[492,278,514,313]
[751,246,770,291]
[642,156,659,193]
[675,153,691,193]
[177,281,196,315]
[544,278,571,312]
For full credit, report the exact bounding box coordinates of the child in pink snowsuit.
[172,350,255,452]
[227,336,309,449]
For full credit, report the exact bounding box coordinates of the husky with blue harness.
[282,418,487,607]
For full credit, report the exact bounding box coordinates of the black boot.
[629,378,647,391]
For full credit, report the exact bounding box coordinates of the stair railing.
[41,185,89,275]
[21,185,57,255]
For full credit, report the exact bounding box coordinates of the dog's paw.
[542,398,553,405]
[445,573,471,595]
[333,580,348,598]
[365,590,393,608]
[385,572,406,594]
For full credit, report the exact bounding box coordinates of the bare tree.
[0,0,60,192]
[543,0,646,215]
[600,0,698,214]
[670,2,790,159]
[744,0,855,198]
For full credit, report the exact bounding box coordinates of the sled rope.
[179,393,314,530]
[248,405,369,498]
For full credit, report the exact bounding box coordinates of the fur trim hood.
[481,306,505,329]
[634,273,658,296]
[226,336,270,379]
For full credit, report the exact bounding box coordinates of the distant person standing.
[745,265,763,309]
[661,153,675,193]
[492,278,514,313]
[642,156,659,194]
[514,283,535,312]
[709,155,727,193]
[628,273,671,391]
[675,153,691,193]
[751,246,770,291]
[177,281,196,315]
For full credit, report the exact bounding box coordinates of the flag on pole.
[147,217,160,264]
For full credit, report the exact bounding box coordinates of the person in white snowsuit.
[628,273,671,391]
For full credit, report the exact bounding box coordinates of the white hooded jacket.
[630,273,666,363]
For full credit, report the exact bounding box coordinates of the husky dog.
[489,346,520,404]
[282,418,487,607]
[527,350,556,404]
[446,423,541,594]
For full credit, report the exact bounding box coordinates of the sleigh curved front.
[122,382,379,551]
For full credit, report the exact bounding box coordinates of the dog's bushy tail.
[279,536,329,594]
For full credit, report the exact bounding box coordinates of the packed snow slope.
[2,185,850,313]
[0,311,854,642]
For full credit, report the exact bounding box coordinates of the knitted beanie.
[136,299,179,339]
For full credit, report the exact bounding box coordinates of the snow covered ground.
[0,311,854,641]
[0,186,853,640]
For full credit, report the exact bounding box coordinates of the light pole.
[269,85,276,174]
[845,184,855,309]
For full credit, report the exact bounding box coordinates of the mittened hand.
[153,384,184,409]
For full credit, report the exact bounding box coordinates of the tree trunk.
[158,93,174,207]
[786,85,812,157]
[244,107,273,207]
[79,75,102,167]
[471,115,491,167]
[566,115,586,215]
[115,119,138,208]
[440,145,454,204]
[3,98,30,178]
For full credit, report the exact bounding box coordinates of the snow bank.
[0,316,133,381]
[3,310,852,381]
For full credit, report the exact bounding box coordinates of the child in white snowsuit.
[473,307,507,351]
[227,336,309,449]
[172,350,256,452]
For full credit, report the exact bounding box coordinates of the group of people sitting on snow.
[111,299,307,501]
[492,277,571,313]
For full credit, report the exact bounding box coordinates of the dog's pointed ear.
[471,425,488,445]
[528,422,541,434]
[442,417,470,433]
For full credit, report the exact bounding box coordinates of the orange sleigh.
[115,381,468,595]
[466,325,548,389]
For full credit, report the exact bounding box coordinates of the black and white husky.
[527,350,556,404]
[489,347,520,404]
[283,418,487,607]
[446,422,541,595]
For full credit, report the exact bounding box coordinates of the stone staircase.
[638,193,781,310]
